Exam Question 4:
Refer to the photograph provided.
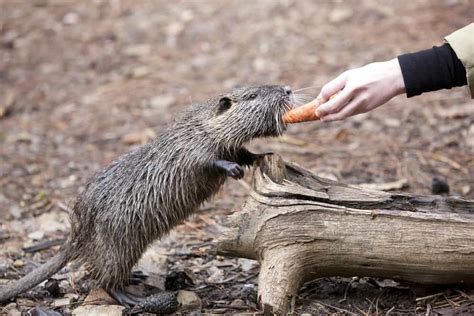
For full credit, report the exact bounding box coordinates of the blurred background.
[1,0,473,314]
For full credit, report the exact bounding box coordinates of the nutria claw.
[214,160,244,179]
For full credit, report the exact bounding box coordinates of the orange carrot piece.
[283,93,337,124]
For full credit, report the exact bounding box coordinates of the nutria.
[0,85,294,304]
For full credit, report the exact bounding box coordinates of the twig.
[211,272,259,285]
[386,306,395,315]
[339,277,356,303]
[313,300,358,316]
[416,292,444,302]
[455,289,473,300]
[353,304,369,315]
[365,297,374,315]
[425,303,431,316]
[422,152,469,174]
[23,238,66,253]
[290,295,296,314]
[443,293,460,307]
[375,293,381,315]
[57,201,72,213]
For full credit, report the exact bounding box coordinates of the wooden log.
[217,154,474,314]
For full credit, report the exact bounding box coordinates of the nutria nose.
[284,86,292,96]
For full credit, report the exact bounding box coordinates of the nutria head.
[206,85,294,150]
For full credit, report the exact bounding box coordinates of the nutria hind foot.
[107,288,144,306]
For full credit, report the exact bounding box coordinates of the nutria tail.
[0,250,69,303]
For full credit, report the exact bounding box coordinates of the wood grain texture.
[217,154,474,314]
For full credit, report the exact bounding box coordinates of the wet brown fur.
[0,85,293,302]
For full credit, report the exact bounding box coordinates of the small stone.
[253,58,271,72]
[149,95,175,110]
[230,298,245,307]
[36,211,69,232]
[329,7,353,23]
[63,12,79,25]
[4,303,19,316]
[177,290,201,310]
[28,230,45,241]
[135,245,168,287]
[52,297,71,307]
[383,118,401,128]
[64,292,79,301]
[9,204,25,219]
[165,22,184,37]
[206,266,224,283]
[12,259,24,268]
[462,185,471,195]
[72,305,124,316]
[237,258,258,272]
[129,66,150,78]
[121,129,157,145]
[7,309,22,316]
[124,44,151,57]
[57,174,78,189]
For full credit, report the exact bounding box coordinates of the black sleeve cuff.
[397,43,467,98]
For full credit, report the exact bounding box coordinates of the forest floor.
[1,0,473,314]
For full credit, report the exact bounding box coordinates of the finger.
[318,72,348,101]
[321,94,364,122]
[316,87,353,118]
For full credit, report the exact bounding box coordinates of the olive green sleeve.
[445,23,474,98]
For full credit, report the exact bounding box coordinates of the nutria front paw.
[214,160,244,179]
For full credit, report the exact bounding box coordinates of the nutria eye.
[249,94,257,100]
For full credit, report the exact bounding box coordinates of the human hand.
[316,58,406,121]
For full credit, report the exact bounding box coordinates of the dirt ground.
[1,0,473,315]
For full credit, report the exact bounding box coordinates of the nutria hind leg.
[107,288,144,306]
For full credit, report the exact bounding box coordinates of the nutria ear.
[217,97,232,115]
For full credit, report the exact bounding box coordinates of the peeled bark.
[217,154,474,314]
